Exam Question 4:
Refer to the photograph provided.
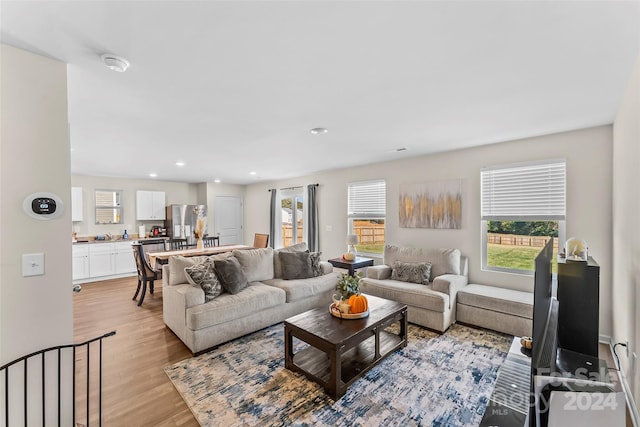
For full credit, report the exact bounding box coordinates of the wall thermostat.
[23,192,64,220]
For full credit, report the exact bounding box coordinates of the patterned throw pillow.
[391,261,432,285]
[214,256,249,294]
[184,258,223,302]
[310,251,323,277]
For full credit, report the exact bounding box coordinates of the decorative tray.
[329,303,369,319]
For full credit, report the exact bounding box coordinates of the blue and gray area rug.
[165,323,510,426]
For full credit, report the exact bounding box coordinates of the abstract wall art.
[399,179,462,229]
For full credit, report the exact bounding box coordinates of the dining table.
[147,244,253,266]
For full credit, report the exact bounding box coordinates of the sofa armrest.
[366,265,392,280]
[320,261,333,275]
[432,274,469,309]
[162,283,205,342]
[167,283,205,309]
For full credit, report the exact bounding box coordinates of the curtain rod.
[268,183,319,192]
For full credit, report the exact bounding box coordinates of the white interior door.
[214,195,243,245]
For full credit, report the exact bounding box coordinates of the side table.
[327,256,374,276]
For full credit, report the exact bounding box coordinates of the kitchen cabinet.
[89,244,115,277]
[71,187,83,221]
[114,241,136,274]
[77,242,137,282]
[72,244,90,280]
[136,190,166,220]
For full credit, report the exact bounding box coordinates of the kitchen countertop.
[73,237,168,244]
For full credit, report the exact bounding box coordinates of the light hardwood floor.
[73,276,198,426]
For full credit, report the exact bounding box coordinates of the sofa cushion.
[359,277,449,313]
[184,258,224,302]
[383,245,460,278]
[457,284,533,319]
[263,273,338,303]
[186,283,286,330]
[391,261,431,285]
[280,251,314,280]
[214,256,249,294]
[233,247,274,282]
[274,242,308,278]
[168,255,210,286]
[168,253,232,286]
[366,265,392,280]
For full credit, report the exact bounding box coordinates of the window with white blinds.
[348,179,386,254]
[348,179,386,219]
[481,160,566,221]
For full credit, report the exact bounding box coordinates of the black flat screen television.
[529,237,558,427]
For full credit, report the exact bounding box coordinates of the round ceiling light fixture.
[310,127,328,135]
[101,54,130,72]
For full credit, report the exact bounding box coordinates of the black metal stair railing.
[0,331,115,427]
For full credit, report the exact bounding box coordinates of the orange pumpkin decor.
[348,294,368,314]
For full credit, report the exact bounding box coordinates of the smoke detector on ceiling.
[101,54,129,72]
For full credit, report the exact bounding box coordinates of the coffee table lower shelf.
[292,330,402,386]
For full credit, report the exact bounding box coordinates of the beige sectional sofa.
[359,244,468,332]
[456,283,533,337]
[162,243,339,354]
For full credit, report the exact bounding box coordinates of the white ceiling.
[1,1,639,184]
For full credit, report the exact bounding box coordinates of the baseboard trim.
[608,342,640,427]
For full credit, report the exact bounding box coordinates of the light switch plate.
[22,253,44,277]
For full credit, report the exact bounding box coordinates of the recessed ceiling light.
[249,171,257,175]
[175,161,185,167]
[149,173,157,178]
[101,54,130,72]
[214,179,221,183]
[310,127,328,135]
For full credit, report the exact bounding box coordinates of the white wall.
[244,125,613,334]
[612,57,640,411]
[204,182,246,240]
[0,44,73,362]
[70,175,199,237]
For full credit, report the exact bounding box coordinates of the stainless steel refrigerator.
[164,204,208,245]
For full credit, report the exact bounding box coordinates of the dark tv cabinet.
[556,256,599,358]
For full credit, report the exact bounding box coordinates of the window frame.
[480,160,566,276]
[277,187,305,248]
[347,179,386,256]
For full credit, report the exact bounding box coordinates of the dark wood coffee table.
[284,294,407,399]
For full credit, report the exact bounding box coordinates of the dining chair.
[131,243,161,306]
[168,238,188,250]
[203,235,220,247]
[253,233,269,248]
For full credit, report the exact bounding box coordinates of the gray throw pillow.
[280,251,314,280]
[310,251,323,277]
[184,258,223,302]
[391,261,432,285]
[213,256,249,294]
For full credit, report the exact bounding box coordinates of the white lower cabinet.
[73,242,136,283]
[89,244,115,277]
[72,244,90,280]
[114,242,136,274]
